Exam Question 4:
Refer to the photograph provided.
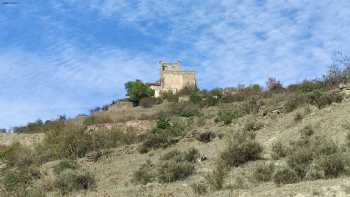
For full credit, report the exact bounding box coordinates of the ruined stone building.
[148,61,197,97]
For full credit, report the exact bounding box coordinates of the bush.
[55,169,95,194]
[161,148,199,163]
[53,160,78,175]
[139,97,162,108]
[37,124,94,161]
[157,160,195,183]
[157,148,197,183]
[0,143,36,168]
[272,166,298,185]
[315,154,345,178]
[139,118,187,152]
[168,103,200,117]
[194,131,216,143]
[215,110,242,125]
[204,160,227,190]
[191,181,208,195]
[299,125,314,139]
[283,94,308,113]
[286,134,341,180]
[294,112,304,122]
[243,120,263,132]
[83,115,113,126]
[132,160,156,185]
[13,117,66,134]
[307,90,343,109]
[221,130,263,167]
[239,96,264,114]
[253,162,275,182]
[93,128,138,150]
[267,78,284,93]
[2,168,40,192]
[271,141,287,160]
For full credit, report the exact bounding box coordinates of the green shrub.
[160,148,200,163]
[239,96,264,114]
[315,154,345,178]
[132,160,156,185]
[305,162,325,181]
[13,117,66,134]
[272,166,299,185]
[191,181,208,195]
[139,97,162,108]
[253,162,275,182]
[294,112,304,122]
[83,115,113,126]
[287,135,340,179]
[55,169,95,194]
[271,141,287,160]
[0,143,36,168]
[307,90,343,109]
[190,91,202,104]
[215,110,242,125]
[243,120,263,132]
[283,94,308,113]
[157,160,195,183]
[299,125,314,139]
[204,160,228,190]
[170,103,200,117]
[53,160,78,175]
[287,80,327,93]
[37,124,94,161]
[221,130,263,167]
[93,128,138,149]
[2,168,40,192]
[139,118,187,152]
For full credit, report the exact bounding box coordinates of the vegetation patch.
[138,117,188,153]
[220,130,263,167]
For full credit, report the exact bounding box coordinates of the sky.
[1,0,350,128]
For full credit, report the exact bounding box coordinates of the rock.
[193,131,216,143]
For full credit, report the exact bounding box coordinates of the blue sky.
[1,0,350,128]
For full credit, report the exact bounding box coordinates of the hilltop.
[2,67,350,197]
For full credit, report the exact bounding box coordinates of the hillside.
[2,77,350,197]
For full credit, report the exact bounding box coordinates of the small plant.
[132,160,156,185]
[221,130,263,167]
[294,112,304,122]
[83,115,113,126]
[253,162,275,182]
[215,110,242,125]
[157,148,199,182]
[299,125,314,139]
[205,160,228,191]
[2,168,40,192]
[272,166,299,185]
[191,181,208,195]
[243,120,263,132]
[139,97,162,108]
[157,160,195,183]
[55,169,95,194]
[271,141,287,160]
[53,160,78,175]
[139,118,188,152]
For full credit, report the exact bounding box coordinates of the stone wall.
[160,71,196,94]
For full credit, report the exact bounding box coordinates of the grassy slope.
[2,97,350,196]
[68,98,350,196]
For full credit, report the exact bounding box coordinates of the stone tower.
[149,61,196,97]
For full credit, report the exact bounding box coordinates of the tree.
[266,78,284,92]
[125,80,155,106]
